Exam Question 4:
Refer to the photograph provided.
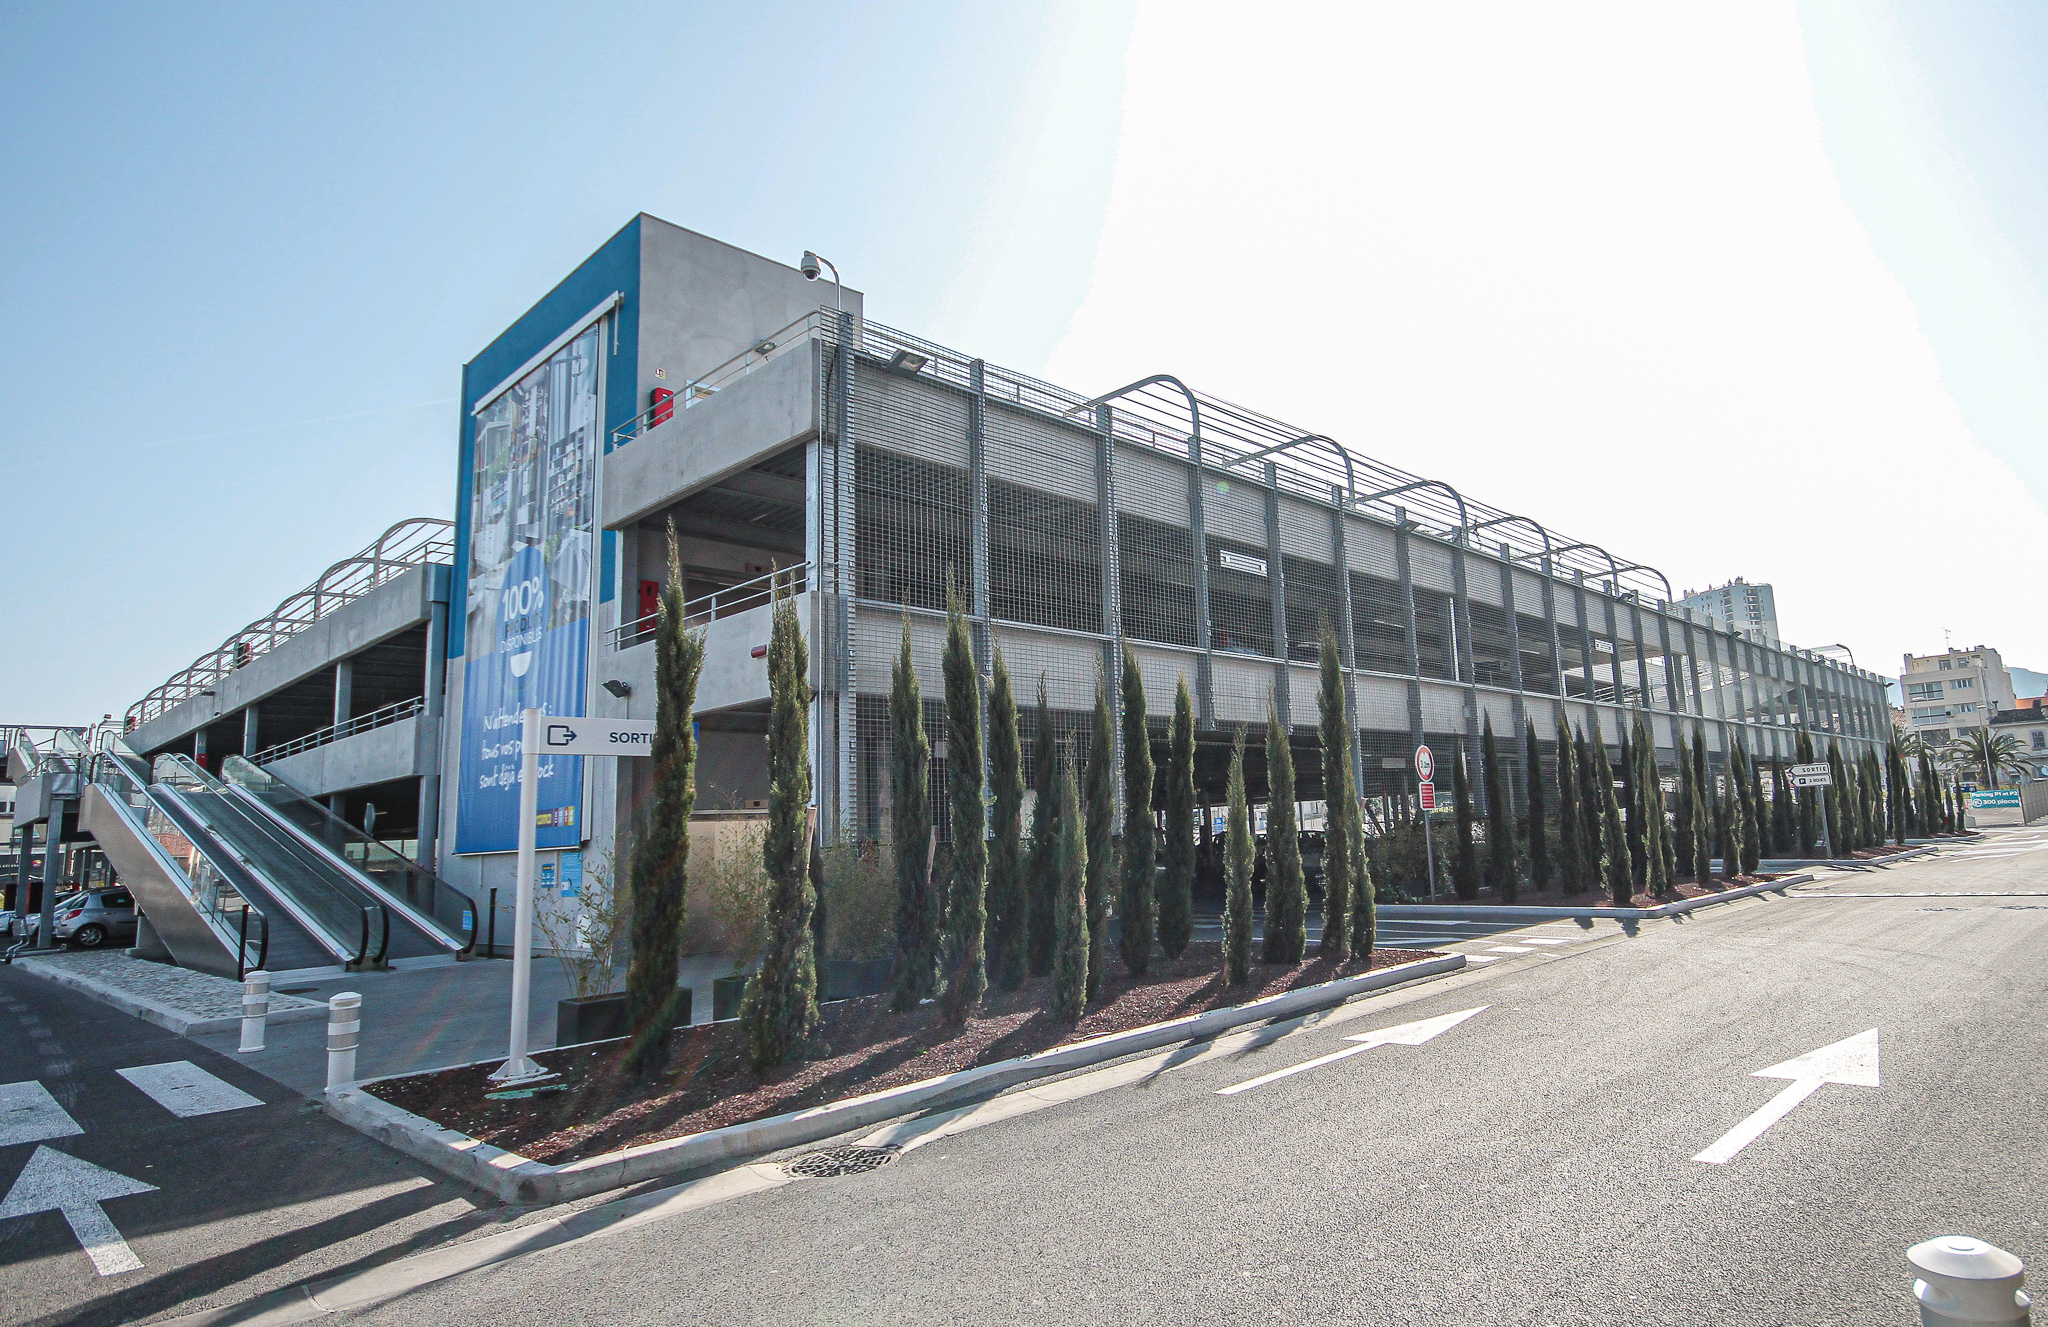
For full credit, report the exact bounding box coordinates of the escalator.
[80,748,475,976]
[217,756,477,958]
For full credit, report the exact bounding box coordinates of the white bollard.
[1910,1236,2031,1325]
[325,991,362,1091]
[238,970,271,1053]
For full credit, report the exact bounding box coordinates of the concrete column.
[1448,542,1481,814]
[38,800,68,947]
[1497,544,1527,813]
[417,585,449,869]
[832,314,857,838]
[333,658,354,729]
[7,825,27,928]
[1096,404,1124,812]
[1188,437,1214,729]
[242,705,260,761]
[1331,490,1364,795]
[1264,462,1289,728]
[1393,509,1425,756]
[968,360,991,677]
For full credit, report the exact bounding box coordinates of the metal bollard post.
[238,970,271,1053]
[325,991,362,1091]
[1910,1236,2031,1325]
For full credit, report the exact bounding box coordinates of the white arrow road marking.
[0,1081,84,1148]
[0,1146,158,1275]
[116,1062,263,1118]
[1693,1028,1880,1165]
[1216,1006,1488,1096]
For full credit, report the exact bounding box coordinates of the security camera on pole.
[488,710,656,1089]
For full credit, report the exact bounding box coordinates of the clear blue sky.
[5,1,2045,722]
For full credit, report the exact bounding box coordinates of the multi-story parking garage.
[108,214,1892,936]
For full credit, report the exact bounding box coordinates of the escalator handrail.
[236,903,269,981]
[148,757,376,968]
[84,751,278,967]
[221,781,469,955]
[221,756,478,952]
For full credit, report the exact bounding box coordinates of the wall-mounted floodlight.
[886,349,928,375]
[601,679,632,699]
[800,250,842,313]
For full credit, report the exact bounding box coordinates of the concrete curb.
[326,952,1467,1206]
[1377,873,1815,922]
[15,956,326,1035]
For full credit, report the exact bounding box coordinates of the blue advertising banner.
[456,325,602,854]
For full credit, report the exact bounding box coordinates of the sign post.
[1789,762,1834,861]
[1415,744,1438,900]
[490,711,657,1087]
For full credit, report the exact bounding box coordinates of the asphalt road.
[0,964,510,1327]
[296,828,2048,1327]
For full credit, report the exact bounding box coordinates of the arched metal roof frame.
[127,517,454,729]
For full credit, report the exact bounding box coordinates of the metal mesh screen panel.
[1351,572,1409,675]
[1118,513,1199,648]
[1415,587,1456,681]
[1346,518,1399,578]
[1208,536,1275,658]
[1468,600,1516,689]
[1276,496,1332,562]
[988,477,1102,635]
[854,445,970,612]
[1282,554,1342,664]
[1517,613,1558,693]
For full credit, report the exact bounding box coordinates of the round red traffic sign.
[1415,744,1434,782]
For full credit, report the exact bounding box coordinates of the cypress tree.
[1223,730,1254,985]
[1524,719,1550,894]
[935,595,986,1025]
[1633,715,1671,899]
[1593,723,1630,906]
[1024,682,1058,975]
[625,531,704,1076]
[1451,743,1480,901]
[1576,724,1604,893]
[986,651,1027,991]
[1824,743,1847,856]
[1159,676,1197,961]
[1553,715,1584,893]
[1739,740,1763,876]
[1082,676,1116,1001]
[888,620,935,1012]
[1482,716,1517,903]
[1261,705,1308,962]
[1118,647,1156,976]
[1690,729,1714,886]
[1620,723,1645,893]
[1770,760,1793,856]
[740,588,819,1069]
[1673,731,1696,878]
[1316,631,1353,959]
[1795,729,1818,856]
[1049,755,1089,1022]
[1721,740,1747,880]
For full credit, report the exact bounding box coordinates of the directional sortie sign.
[528,718,657,758]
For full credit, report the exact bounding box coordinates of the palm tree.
[1944,728,2031,790]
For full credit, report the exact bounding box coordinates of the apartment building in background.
[1900,645,2016,745]
[1676,577,1777,642]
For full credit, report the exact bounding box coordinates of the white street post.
[325,991,361,1090]
[1908,1235,2030,1325]
[490,707,550,1084]
[238,970,270,1053]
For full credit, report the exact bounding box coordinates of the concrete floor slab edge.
[324,952,1468,1206]
[1377,873,1815,922]
[13,958,328,1035]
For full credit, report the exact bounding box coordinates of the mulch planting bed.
[366,943,1439,1166]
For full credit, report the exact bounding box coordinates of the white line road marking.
[1693,1028,1880,1165]
[1463,954,1500,963]
[0,1081,84,1148]
[1486,946,1531,954]
[0,1146,157,1275]
[116,1062,263,1118]
[1519,938,1569,945]
[1216,1007,1488,1095]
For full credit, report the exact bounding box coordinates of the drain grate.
[783,1144,899,1178]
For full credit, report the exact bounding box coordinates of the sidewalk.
[184,953,736,1097]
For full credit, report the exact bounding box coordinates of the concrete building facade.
[1675,578,1778,643]
[1899,646,2016,747]
[120,215,1896,909]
